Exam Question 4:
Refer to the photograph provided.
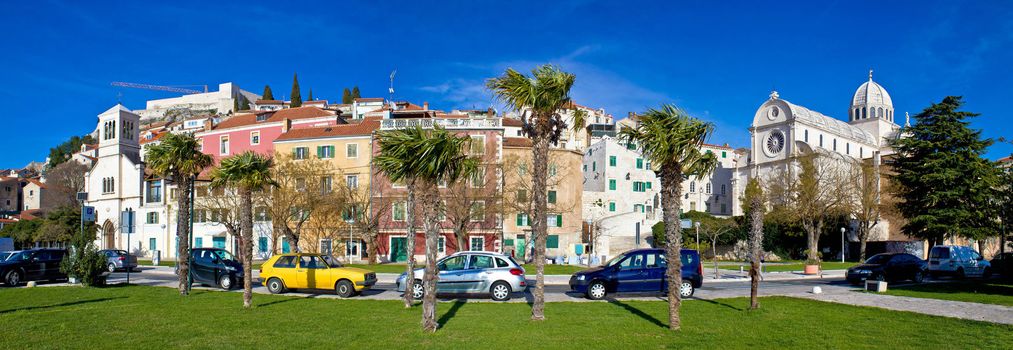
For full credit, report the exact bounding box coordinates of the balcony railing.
[380,118,502,130]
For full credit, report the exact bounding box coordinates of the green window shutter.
[636,158,643,169]
[646,181,652,189]
[316,146,322,158]
[592,162,596,171]
[547,235,559,249]
[609,179,616,191]
[556,215,562,227]
[721,151,727,158]
[609,156,616,167]
[548,191,556,204]
[609,202,615,212]
[516,213,523,226]
[330,146,336,157]
[504,239,514,247]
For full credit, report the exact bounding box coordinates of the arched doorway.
[102,220,116,249]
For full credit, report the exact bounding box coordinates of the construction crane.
[111,82,208,94]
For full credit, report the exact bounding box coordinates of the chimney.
[487,107,495,117]
[423,101,429,110]
[282,118,292,132]
[203,118,213,132]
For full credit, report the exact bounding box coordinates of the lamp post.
[840,227,846,263]
[695,221,701,251]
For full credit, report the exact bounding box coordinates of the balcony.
[379,118,502,130]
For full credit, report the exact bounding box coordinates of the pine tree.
[352,86,361,99]
[290,73,302,107]
[307,89,314,101]
[888,96,997,245]
[262,85,274,100]
[342,88,352,104]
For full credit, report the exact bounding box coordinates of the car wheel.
[335,280,355,298]
[956,268,966,280]
[107,263,117,273]
[587,280,607,300]
[982,267,992,279]
[4,270,21,287]
[266,278,286,294]
[490,281,512,301]
[411,280,424,300]
[679,280,695,298]
[913,271,925,283]
[218,274,233,290]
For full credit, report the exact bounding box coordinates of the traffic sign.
[82,206,96,222]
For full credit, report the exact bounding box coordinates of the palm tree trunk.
[403,181,417,307]
[660,164,684,331]
[240,187,254,309]
[420,188,440,332]
[748,196,764,310]
[176,176,192,296]
[529,136,549,321]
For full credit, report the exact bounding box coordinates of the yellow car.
[259,253,377,297]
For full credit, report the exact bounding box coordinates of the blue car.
[569,248,702,300]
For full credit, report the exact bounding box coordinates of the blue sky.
[2,0,1011,168]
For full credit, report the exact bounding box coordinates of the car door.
[644,253,666,292]
[436,255,468,293]
[193,250,218,284]
[46,251,66,279]
[24,251,47,280]
[615,253,647,292]
[465,255,495,293]
[968,250,985,277]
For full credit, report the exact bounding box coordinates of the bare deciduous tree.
[263,153,337,253]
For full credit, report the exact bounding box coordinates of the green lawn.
[344,263,588,275]
[714,261,857,273]
[883,280,1013,307]
[1,286,1009,349]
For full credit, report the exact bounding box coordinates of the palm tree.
[486,64,577,321]
[375,126,477,332]
[618,104,718,331]
[210,151,274,309]
[145,133,214,296]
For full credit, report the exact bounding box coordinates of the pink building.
[197,107,340,162]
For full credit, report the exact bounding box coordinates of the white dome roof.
[852,71,893,108]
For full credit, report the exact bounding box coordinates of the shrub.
[60,231,107,286]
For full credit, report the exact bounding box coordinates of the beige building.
[21,178,51,212]
[502,137,584,261]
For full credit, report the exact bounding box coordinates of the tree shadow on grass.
[607,299,667,329]
[694,298,743,311]
[0,297,126,314]
[258,294,319,308]
[437,301,466,329]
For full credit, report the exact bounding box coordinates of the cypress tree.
[342,88,352,104]
[262,85,274,100]
[888,96,998,245]
[352,86,361,99]
[290,73,302,107]
[307,89,314,101]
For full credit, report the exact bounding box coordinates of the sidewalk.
[798,289,1013,325]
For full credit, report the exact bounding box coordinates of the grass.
[883,280,1013,307]
[1,285,1010,349]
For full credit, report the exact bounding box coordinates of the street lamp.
[695,221,701,251]
[840,227,846,263]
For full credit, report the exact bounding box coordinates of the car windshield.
[604,254,627,268]
[5,251,28,262]
[865,255,892,264]
[114,250,128,256]
[212,250,237,262]
[320,255,343,268]
[929,247,950,259]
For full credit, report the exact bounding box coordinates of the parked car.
[187,248,243,290]
[846,253,927,285]
[396,251,527,301]
[989,252,1012,278]
[98,249,138,272]
[0,251,18,262]
[569,248,702,300]
[927,245,991,279]
[260,253,377,297]
[0,248,67,286]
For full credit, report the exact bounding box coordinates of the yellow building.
[272,117,380,260]
[501,137,584,261]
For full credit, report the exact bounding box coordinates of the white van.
[927,245,991,278]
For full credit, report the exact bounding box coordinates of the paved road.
[102,268,860,302]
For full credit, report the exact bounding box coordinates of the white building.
[680,143,740,217]
[83,105,145,251]
[134,82,259,121]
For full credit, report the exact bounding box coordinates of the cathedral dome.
[849,70,895,123]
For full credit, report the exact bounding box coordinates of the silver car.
[396,251,527,301]
[99,249,139,272]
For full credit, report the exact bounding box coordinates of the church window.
[819,134,824,147]
[860,147,863,158]
[846,143,850,154]
[854,108,860,120]
[878,107,884,119]
[706,183,712,194]
[833,139,837,151]
[721,184,727,195]
[804,130,809,143]
[689,181,696,193]
[862,108,867,119]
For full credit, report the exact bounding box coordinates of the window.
[689,181,696,193]
[690,202,696,211]
[721,151,727,158]
[518,163,527,176]
[346,143,358,158]
[860,147,864,158]
[470,135,485,156]
[583,164,587,172]
[437,237,445,253]
[146,180,162,203]
[608,179,616,191]
[274,256,297,268]
[102,177,116,194]
[320,239,333,255]
[393,202,406,221]
[149,238,156,251]
[609,201,616,212]
[549,164,557,177]
[516,190,527,203]
[546,235,559,249]
[300,255,326,269]
[294,147,309,160]
[468,255,494,269]
[250,131,260,145]
[295,178,306,191]
[819,134,823,147]
[317,145,335,159]
[547,190,557,204]
[146,212,158,224]
[804,129,809,142]
[634,204,643,213]
[721,184,727,195]
[636,158,643,169]
[470,237,485,251]
[439,255,467,271]
[592,162,596,172]
[220,135,230,155]
[515,213,530,226]
[706,183,712,194]
[862,108,867,119]
[194,237,203,248]
[471,168,485,188]
[646,181,652,190]
[546,214,562,227]
[609,156,617,167]
[833,138,837,151]
[846,143,850,154]
[320,176,332,193]
[255,207,270,222]
[258,237,268,253]
[346,175,358,190]
[706,202,712,212]
[721,203,728,214]
[470,201,485,222]
[618,254,644,270]
[343,205,358,222]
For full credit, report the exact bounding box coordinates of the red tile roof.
[256,100,284,104]
[24,178,46,189]
[19,209,42,220]
[276,117,381,141]
[140,131,167,145]
[354,97,384,103]
[212,107,335,131]
[501,118,524,127]
[999,156,1011,163]
[503,137,533,148]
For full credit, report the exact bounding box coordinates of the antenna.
[388,69,397,102]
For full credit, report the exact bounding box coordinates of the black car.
[990,252,1013,278]
[846,253,927,285]
[0,249,68,286]
[187,248,243,290]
